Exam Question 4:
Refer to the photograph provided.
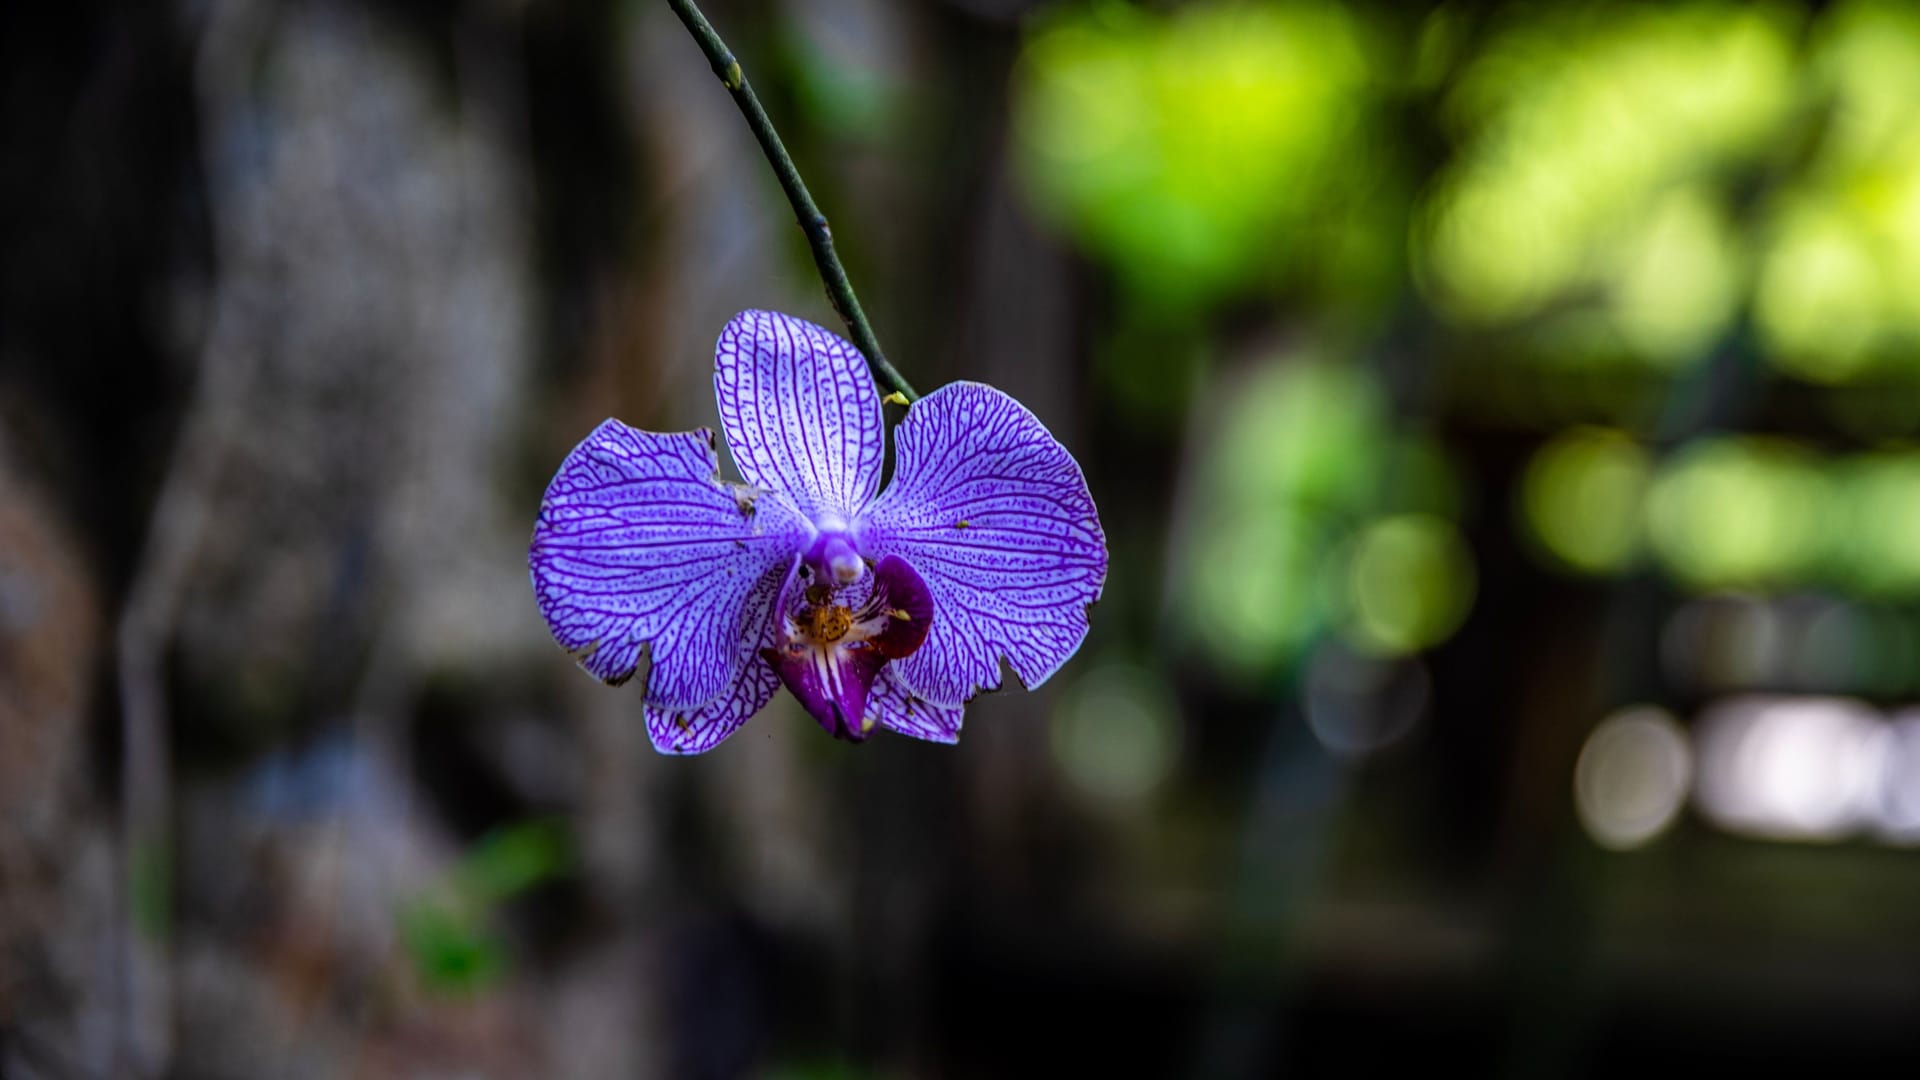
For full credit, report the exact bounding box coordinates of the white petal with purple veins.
[714,310,885,527]
[866,668,964,745]
[529,420,808,710]
[856,382,1108,706]
[644,652,783,755]
[642,558,792,754]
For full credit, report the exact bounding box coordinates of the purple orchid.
[529,310,1108,753]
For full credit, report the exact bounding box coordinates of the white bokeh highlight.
[1576,706,1692,850]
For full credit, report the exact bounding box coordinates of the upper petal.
[529,419,808,709]
[855,382,1108,705]
[714,310,884,526]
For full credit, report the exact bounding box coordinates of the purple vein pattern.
[643,560,792,754]
[866,668,964,745]
[530,311,1107,754]
[715,310,883,526]
[856,382,1108,705]
[529,420,807,709]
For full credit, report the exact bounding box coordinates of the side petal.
[645,653,781,755]
[529,420,807,709]
[855,382,1107,705]
[866,668,964,745]
[714,310,884,526]
[642,559,791,755]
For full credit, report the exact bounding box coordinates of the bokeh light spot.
[1521,426,1650,574]
[1695,696,1887,841]
[1302,643,1429,758]
[1874,711,1920,843]
[1052,663,1181,806]
[1341,514,1476,656]
[1575,706,1692,850]
[1756,200,1884,382]
[1831,452,1920,596]
[1187,508,1327,678]
[1645,438,1830,590]
[1659,593,1785,693]
[1609,185,1740,366]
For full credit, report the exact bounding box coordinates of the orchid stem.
[666,0,919,402]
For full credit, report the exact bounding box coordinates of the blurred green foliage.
[454,814,570,900]
[1015,0,1920,389]
[400,901,506,994]
[1516,433,1920,596]
[1757,1,1920,382]
[1832,453,1920,595]
[1340,513,1476,655]
[1014,0,1920,640]
[780,3,906,140]
[1646,438,1831,590]
[401,818,570,995]
[1177,355,1473,679]
[1012,0,1401,317]
[1521,427,1652,575]
[1418,2,1795,366]
[1180,358,1376,677]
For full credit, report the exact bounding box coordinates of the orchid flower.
[530,311,1108,753]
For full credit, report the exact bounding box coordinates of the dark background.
[4,0,1920,1076]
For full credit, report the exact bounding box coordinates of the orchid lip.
[763,553,933,740]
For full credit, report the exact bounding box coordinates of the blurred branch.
[114,1,274,1074]
[664,0,918,401]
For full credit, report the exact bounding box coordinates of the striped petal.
[529,420,808,709]
[714,310,884,527]
[866,669,964,745]
[642,560,792,755]
[855,382,1107,705]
